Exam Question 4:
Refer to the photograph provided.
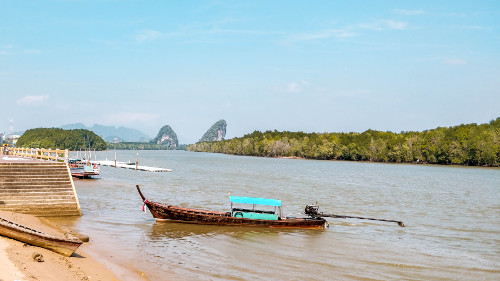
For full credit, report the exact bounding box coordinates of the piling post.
[114,152,117,168]
[136,153,138,170]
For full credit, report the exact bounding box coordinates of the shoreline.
[101,149,499,168]
[273,155,500,168]
[0,210,142,281]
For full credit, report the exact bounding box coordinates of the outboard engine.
[305,205,320,217]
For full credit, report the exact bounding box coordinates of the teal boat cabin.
[230,196,283,220]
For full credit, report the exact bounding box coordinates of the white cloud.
[286,81,309,93]
[443,58,466,65]
[359,20,407,31]
[454,25,489,30]
[286,29,356,43]
[384,20,407,30]
[287,82,301,93]
[0,45,42,55]
[208,28,282,36]
[17,95,50,105]
[135,30,163,42]
[0,44,14,55]
[287,19,406,43]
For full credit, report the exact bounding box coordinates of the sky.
[1,1,499,144]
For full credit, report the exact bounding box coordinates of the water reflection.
[147,220,328,240]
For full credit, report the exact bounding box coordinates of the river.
[62,150,499,280]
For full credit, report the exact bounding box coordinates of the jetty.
[92,160,172,172]
[0,147,81,216]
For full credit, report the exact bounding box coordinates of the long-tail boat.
[137,185,327,229]
[0,216,83,256]
[68,158,100,178]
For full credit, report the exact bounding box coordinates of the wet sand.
[0,210,121,281]
[0,155,148,280]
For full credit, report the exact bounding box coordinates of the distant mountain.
[152,125,179,149]
[60,123,151,142]
[199,120,227,142]
[61,123,87,130]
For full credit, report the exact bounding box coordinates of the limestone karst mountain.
[199,120,227,142]
[152,125,179,149]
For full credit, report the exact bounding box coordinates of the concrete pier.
[0,157,81,216]
[92,160,172,172]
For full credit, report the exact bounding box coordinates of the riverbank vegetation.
[186,118,500,167]
[16,128,107,151]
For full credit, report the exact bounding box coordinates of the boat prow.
[0,216,83,257]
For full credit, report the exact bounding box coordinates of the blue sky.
[1,1,499,143]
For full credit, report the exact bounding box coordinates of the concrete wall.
[0,162,81,216]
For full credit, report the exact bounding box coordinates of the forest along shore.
[0,210,125,281]
[186,117,500,167]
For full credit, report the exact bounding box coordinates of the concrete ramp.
[0,162,81,216]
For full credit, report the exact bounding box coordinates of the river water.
[64,150,499,280]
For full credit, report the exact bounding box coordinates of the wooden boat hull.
[69,161,100,178]
[70,170,99,178]
[147,201,326,228]
[138,187,326,229]
[0,216,82,257]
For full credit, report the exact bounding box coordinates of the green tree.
[16,128,107,151]
[186,117,500,167]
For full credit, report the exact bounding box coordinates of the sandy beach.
[0,210,123,281]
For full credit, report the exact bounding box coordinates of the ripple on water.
[72,151,500,280]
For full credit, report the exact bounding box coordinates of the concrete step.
[0,162,81,216]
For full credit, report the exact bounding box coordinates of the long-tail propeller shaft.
[305,205,405,227]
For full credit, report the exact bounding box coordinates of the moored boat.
[0,216,83,257]
[69,158,100,178]
[137,185,326,229]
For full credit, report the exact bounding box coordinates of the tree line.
[16,128,107,151]
[186,118,500,167]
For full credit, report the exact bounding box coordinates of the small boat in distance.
[137,185,327,229]
[0,216,83,257]
[68,158,100,178]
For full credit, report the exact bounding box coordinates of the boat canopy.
[230,196,282,207]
